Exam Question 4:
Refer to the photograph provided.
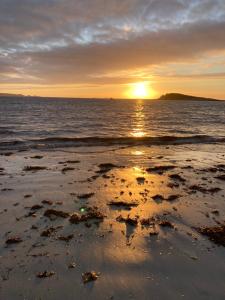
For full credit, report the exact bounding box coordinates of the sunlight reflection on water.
[130,100,147,138]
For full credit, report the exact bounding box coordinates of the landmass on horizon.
[0,92,222,101]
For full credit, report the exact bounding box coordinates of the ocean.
[0,97,224,151]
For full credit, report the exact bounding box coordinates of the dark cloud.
[0,0,225,84]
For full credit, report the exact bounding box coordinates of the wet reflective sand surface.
[0,144,225,299]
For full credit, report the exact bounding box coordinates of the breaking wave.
[0,135,224,151]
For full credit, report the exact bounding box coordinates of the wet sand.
[0,144,225,299]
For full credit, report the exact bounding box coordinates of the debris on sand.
[30,155,43,159]
[41,226,62,237]
[59,160,80,164]
[68,262,76,269]
[116,215,138,226]
[208,187,221,193]
[0,152,13,156]
[24,194,32,198]
[169,174,186,182]
[149,231,159,236]
[167,182,179,188]
[77,193,94,199]
[44,209,70,220]
[146,165,176,175]
[6,236,22,244]
[23,166,47,172]
[69,213,81,224]
[189,185,221,194]
[108,201,138,210]
[152,194,164,202]
[136,177,145,184]
[61,167,75,173]
[201,165,225,173]
[42,200,53,205]
[196,225,225,247]
[82,271,100,284]
[69,207,105,224]
[140,218,155,226]
[58,234,74,242]
[36,271,55,278]
[166,194,181,202]
[97,163,120,174]
[159,220,174,228]
[65,160,80,164]
[30,204,43,211]
[215,174,225,181]
[189,185,207,193]
[25,211,37,218]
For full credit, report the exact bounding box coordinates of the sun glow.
[126,82,155,99]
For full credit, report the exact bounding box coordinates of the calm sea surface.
[0,97,224,150]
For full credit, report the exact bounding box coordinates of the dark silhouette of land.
[158,93,220,101]
[0,93,24,97]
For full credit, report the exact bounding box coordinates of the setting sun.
[127,82,154,99]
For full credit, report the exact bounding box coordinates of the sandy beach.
[0,143,225,299]
[1,0,225,298]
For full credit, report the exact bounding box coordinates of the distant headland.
[158,93,220,101]
[0,93,25,97]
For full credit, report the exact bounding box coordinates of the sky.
[0,0,225,99]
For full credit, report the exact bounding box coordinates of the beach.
[1,141,225,299]
[1,0,225,297]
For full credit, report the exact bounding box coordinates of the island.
[158,93,220,101]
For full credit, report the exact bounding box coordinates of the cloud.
[0,0,225,85]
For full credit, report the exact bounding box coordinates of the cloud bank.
[0,0,225,88]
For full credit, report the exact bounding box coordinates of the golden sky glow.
[0,1,225,99]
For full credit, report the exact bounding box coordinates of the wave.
[0,127,15,135]
[0,135,224,151]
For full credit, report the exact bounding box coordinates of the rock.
[24,194,32,198]
[41,226,62,237]
[149,231,159,236]
[77,193,94,199]
[42,200,53,205]
[69,207,104,224]
[140,218,155,226]
[30,204,43,210]
[44,209,70,219]
[61,167,75,173]
[65,160,80,164]
[169,174,186,182]
[36,271,55,278]
[68,262,76,269]
[159,220,174,228]
[30,155,43,159]
[189,185,221,194]
[136,177,145,184]
[196,225,225,247]
[97,163,119,174]
[152,194,164,202]
[116,215,138,226]
[215,175,225,181]
[82,271,100,283]
[166,194,181,201]
[23,166,47,171]
[146,165,176,175]
[108,201,138,210]
[58,234,74,242]
[6,237,22,244]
